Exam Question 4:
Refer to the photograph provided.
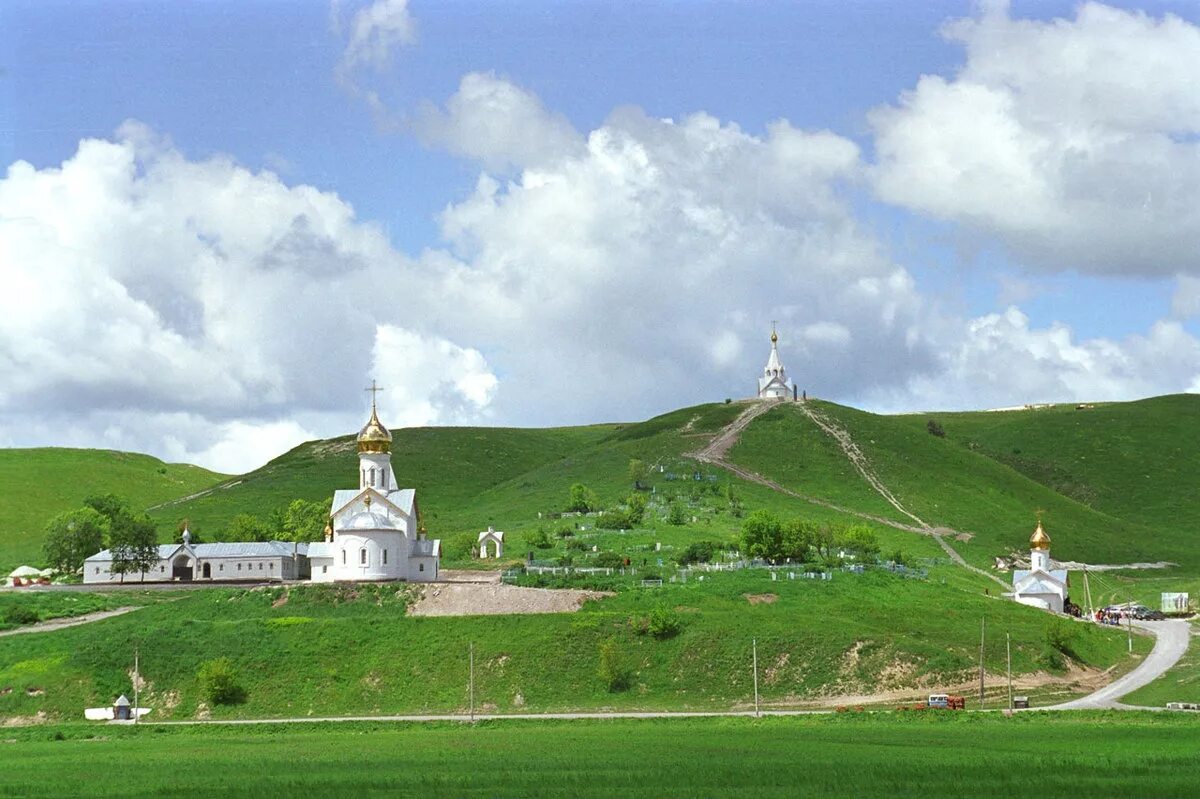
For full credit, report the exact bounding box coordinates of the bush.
[555,526,575,539]
[595,510,632,530]
[565,539,588,552]
[566,483,599,513]
[597,638,633,692]
[525,528,552,549]
[667,503,689,526]
[3,605,40,625]
[647,604,683,640]
[197,658,246,705]
[595,551,624,569]
[678,541,717,566]
[927,419,946,438]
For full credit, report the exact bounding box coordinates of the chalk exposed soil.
[408,582,611,617]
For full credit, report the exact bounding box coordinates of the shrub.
[567,483,599,513]
[525,528,552,549]
[926,419,946,438]
[197,658,246,705]
[565,538,588,552]
[678,541,716,566]
[667,503,689,526]
[647,604,683,640]
[596,510,632,530]
[597,638,633,692]
[555,526,575,539]
[3,605,39,625]
[595,551,624,569]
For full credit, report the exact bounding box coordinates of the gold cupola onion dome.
[357,404,392,453]
[770,328,778,344]
[1030,519,1051,551]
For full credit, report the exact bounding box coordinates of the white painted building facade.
[307,394,440,582]
[757,327,795,400]
[1009,519,1068,613]
[84,532,307,584]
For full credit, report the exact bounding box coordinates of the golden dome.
[771,329,778,344]
[357,404,391,453]
[1030,519,1051,551]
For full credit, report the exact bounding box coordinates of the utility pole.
[978,617,986,709]
[1127,608,1133,654]
[752,638,760,718]
[133,646,140,725]
[1006,633,1013,712]
[469,642,475,723]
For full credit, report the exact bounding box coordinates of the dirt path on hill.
[0,606,141,637]
[408,583,611,617]
[687,400,1008,587]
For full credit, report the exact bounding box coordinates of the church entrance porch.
[201,562,211,579]
[172,554,193,581]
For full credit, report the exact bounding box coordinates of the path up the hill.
[689,400,1008,587]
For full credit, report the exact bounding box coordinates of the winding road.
[1050,619,1192,710]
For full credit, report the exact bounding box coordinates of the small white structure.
[307,385,440,583]
[756,326,795,400]
[1010,518,1068,613]
[477,527,505,559]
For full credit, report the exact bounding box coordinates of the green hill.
[729,401,1175,569]
[0,449,225,571]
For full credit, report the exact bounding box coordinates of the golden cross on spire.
[364,379,384,412]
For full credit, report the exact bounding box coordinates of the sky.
[3,0,1200,474]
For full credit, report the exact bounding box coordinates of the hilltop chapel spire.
[757,323,795,400]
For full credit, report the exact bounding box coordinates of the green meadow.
[0,575,1148,722]
[0,713,1196,798]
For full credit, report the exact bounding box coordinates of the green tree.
[781,518,817,561]
[108,513,160,582]
[197,658,246,705]
[597,638,632,692]
[282,499,328,541]
[626,493,648,525]
[82,493,131,522]
[628,459,648,489]
[42,507,108,574]
[566,483,598,513]
[739,510,783,561]
[836,525,880,559]
[228,513,272,543]
[811,523,838,559]
[667,502,688,526]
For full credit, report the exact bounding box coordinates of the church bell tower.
[357,380,393,492]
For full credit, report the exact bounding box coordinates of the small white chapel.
[757,325,795,400]
[307,383,440,582]
[1009,517,1068,613]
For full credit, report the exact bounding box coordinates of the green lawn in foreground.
[0,714,1196,798]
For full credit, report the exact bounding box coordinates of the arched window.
[341,550,346,565]
[383,549,388,565]
[370,467,376,486]
[360,548,368,565]
[381,467,388,489]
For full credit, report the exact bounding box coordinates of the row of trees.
[43,494,159,578]
[738,510,880,564]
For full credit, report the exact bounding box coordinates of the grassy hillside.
[730,402,1184,569]
[2,714,1197,798]
[894,395,1200,545]
[0,575,1146,722]
[0,449,225,570]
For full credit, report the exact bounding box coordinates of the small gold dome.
[357,405,392,453]
[1030,519,1051,551]
[771,329,778,344]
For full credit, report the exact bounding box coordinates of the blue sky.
[3,1,1200,470]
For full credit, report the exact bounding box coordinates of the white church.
[1008,517,1069,613]
[84,385,440,584]
[757,326,796,400]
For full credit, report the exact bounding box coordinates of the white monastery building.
[307,385,440,582]
[84,384,440,584]
[757,326,795,400]
[1009,518,1068,613]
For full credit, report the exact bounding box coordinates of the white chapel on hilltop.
[308,383,440,582]
[757,326,796,400]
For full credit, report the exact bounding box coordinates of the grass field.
[0,573,1148,722]
[0,714,1196,798]
[0,449,225,572]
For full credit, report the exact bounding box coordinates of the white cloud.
[0,123,495,472]
[335,0,416,81]
[371,325,498,427]
[413,72,587,171]
[870,1,1200,275]
[1171,275,1200,319]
